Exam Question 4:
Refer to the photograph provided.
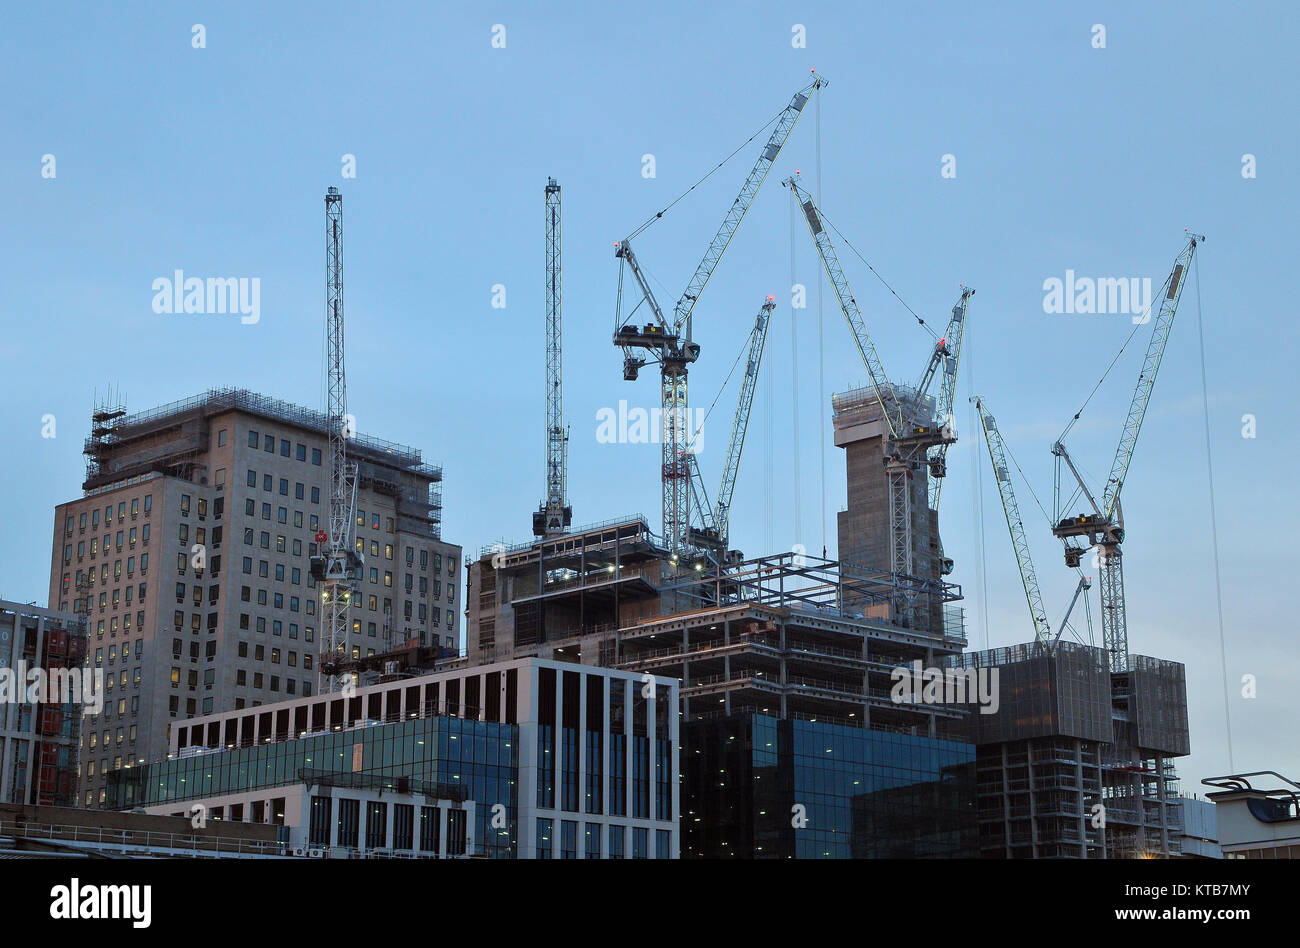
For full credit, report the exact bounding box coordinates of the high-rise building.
[0,601,87,807]
[47,388,461,808]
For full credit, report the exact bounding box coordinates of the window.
[310,486,320,504]
[336,799,360,848]
[247,470,257,488]
[248,430,259,448]
[264,434,274,453]
[217,428,227,447]
[311,448,322,465]
[280,438,291,457]
[535,819,553,859]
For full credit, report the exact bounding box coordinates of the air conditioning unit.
[292,846,308,857]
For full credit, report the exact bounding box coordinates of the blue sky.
[1,1,1295,793]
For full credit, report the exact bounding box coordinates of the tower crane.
[311,187,364,693]
[975,396,1092,650]
[785,175,966,625]
[921,287,974,513]
[534,177,572,537]
[685,296,776,555]
[614,74,826,554]
[1051,232,1203,672]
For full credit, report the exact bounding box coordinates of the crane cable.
[818,209,938,341]
[624,96,796,243]
[1055,264,1175,444]
[686,324,755,450]
[1193,251,1234,771]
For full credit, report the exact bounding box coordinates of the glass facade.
[105,715,520,857]
[683,714,977,858]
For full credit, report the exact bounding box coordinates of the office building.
[48,388,461,807]
[106,657,680,858]
[0,601,87,807]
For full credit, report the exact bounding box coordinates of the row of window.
[65,495,153,535]
[244,428,323,466]
[246,468,321,505]
[534,820,670,859]
[66,524,150,562]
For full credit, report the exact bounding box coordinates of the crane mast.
[1052,233,1203,672]
[614,76,825,554]
[535,177,572,537]
[314,187,363,693]
[685,296,775,553]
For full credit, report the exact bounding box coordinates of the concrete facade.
[47,389,461,808]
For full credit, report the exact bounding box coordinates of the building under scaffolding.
[53,388,460,808]
[951,642,1189,858]
[82,388,443,536]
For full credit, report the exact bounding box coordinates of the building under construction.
[463,518,977,857]
[952,642,1189,858]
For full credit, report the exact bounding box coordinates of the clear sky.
[1,1,1295,795]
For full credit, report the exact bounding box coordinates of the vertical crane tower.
[313,186,363,692]
[535,177,572,536]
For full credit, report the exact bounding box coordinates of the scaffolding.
[80,387,444,537]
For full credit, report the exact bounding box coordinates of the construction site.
[273,74,1198,858]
